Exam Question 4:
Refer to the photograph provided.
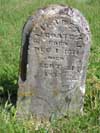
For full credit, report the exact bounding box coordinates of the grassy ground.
[0,0,100,132]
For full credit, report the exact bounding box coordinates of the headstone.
[17,5,91,120]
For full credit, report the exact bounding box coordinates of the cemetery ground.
[0,0,100,132]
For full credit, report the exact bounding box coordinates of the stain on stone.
[53,88,60,96]
[20,33,30,81]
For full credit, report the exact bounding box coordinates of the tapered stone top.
[17,5,91,120]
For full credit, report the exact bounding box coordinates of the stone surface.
[17,5,91,120]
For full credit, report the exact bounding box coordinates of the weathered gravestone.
[17,5,91,120]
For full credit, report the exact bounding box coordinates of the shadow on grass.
[0,75,18,106]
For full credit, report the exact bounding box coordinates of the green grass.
[0,0,100,132]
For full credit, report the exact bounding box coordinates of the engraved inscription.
[30,17,84,83]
